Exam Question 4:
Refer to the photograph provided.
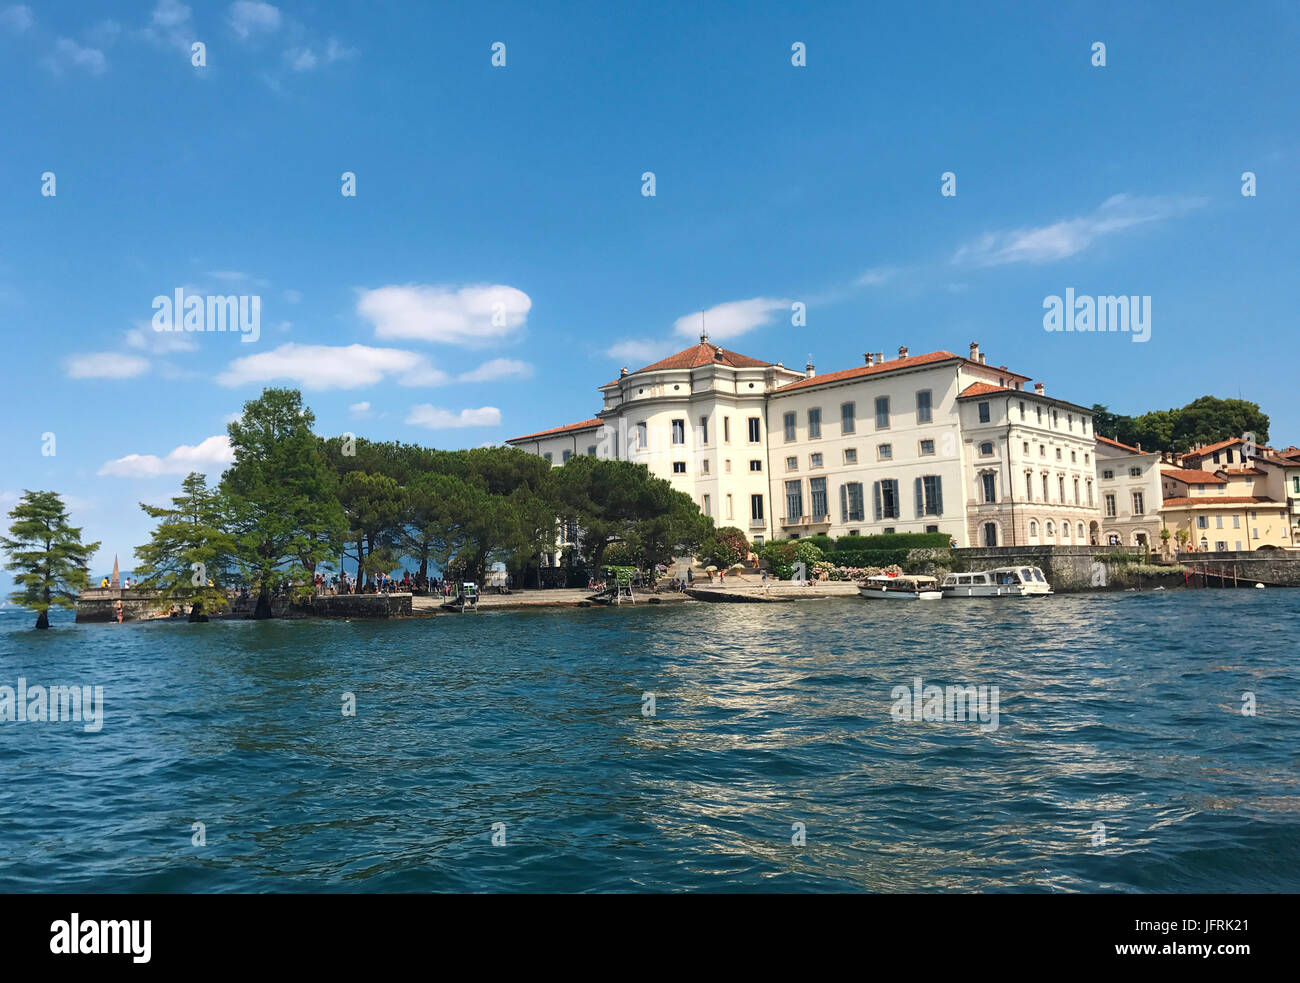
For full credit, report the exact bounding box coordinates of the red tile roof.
[958,381,1012,398]
[641,343,772,374]
[507,418,602,443]
[1162,496,1280,507]
[1184,437,1243,459]
[778,350,1008,393]
[1096,435,1144,454]
[1218,466,1267,476]
[1161,468,1226,485]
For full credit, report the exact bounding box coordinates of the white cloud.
[0,5,33,33]
[348,401,372,417]
[140,0,194,53]
[284,46,316,71]
[672,297,789,341]
[952,194,1205,267]
[358,284,531,345]
[63,353,150,379]
[216,343,449,389]
[405,405,501,429]
[284,38,356,71]
[855,266,898,287]
[458,358,532,383]
[98,435,234,478]
[227,1,280,40]
[605,338,675,365]
[125,320,198,354]
[45,38,108,76]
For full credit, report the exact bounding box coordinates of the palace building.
[507,337,1103,548]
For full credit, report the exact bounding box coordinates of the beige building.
[1159,457,1292,552]
[507,337,1103,548]
[1093,436,1163,550]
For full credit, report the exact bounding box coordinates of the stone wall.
[78,589,414,622]
[76,589,175,623]
[949,545,1182,592]
[1175,551,1300,587]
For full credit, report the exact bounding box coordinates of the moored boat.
[857,574,943,600]
[940,566,1053,597]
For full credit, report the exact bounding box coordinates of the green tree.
[133,472,237,617]
[222,388,347,618]
[338,471,404,587]
[1171,396,1269,452]
[1,491,100,629]
[700,526,750,567]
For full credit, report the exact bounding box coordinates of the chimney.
[969,341,980,362]
[864,352,875,366]
[979,353,986,364]
[1136,442,1142,452]
[1033,382,1045,396]
[620,366,628,377]
[875,352,884,365]
[805,361,815,379]
[898,345,909,359]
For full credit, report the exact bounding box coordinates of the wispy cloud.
[348,401,372,418]
[952,193,1205,267]
[216,342,448,389]
[405,405,502,429]
[1,4,33,33]
[605,338,676,366]
[357,284,532,346]
[98,435,234,478]
[227,1,280,41]
[44,38,108,76]
[672,297,789,341]
[138,0,194,54]
[63,353,150,379]
[458,358,532,383]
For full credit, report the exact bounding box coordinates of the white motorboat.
[940,566,1053,597]
[858,574,943,600]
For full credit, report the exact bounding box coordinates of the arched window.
[1029,520,1038,536]
[1046,521,1055,537]
[1062,521,1071,539]
[1078,522,1085,540]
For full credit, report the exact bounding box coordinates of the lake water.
[1,591,1298,893]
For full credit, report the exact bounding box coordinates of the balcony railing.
[780,514,832,530]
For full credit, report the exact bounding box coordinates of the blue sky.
[1,0,1297,588]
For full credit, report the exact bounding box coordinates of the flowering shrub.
[810,561,902,582]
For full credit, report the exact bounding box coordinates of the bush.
[803,534,836,553]
[700,526,750,568]
[759,540,824,579]
[833,532,950,552]
[827,548,912,568]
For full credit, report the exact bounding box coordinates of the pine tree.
[1,491,100,629]
[134,472,237,618]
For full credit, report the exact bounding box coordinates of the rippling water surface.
[2,590,1298,893]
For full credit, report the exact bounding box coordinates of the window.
[701,494,711,516]
[1073,478,1079,503]
[1197,516,1208,529]
[1055,448,1062,460]
[810,477,827,518]
[562,449,572,463]
[725,494,733,520]
[979,441,993,456]
[882,527,896,535]
[751,494,764,522]
[1253,527,1260,539]
[1216,515,1223,528]
[699,416,709,444]
[1040,445,1046,457]
[783,412,797,442]
[723,417,731,443]
[1046,521,1055,538]
[843,448,857,464]
[919,439,935,456]
[702,459,710,474]
[983,522,998,547]
[873,479,900,520]
[1102,469,1114,480]
[749,459,762,472]
[786,456,798,471]
[748,417,761,442]
[1087,481,1094,506]
[587,445,596,456]
[1029,520,1038,538]
[543,452,553,463]
[875,396,890,429]
[878,443,893,460]
[841,401,856,434]
[842,481,866,522]
[671,419,685,445]
[1058,476,1066,501]
[916,390,932,423]
[785,480,803,520]
[1019,401,1026,420]
[724,458,732,473]
[1294,476,1300,494]
[636,421,648,449]
[1084,453,1089,464]
[925,525,939,534]
[1036,406,1042,423]
[810,453,823,468]
[1071,451,1077,463]
[978,401,990,423]
[1129,466,1142,478]
[1233,515,1240,528]
[1023,441,1030,453]
[1216,541,1228,551]
[672,461,686,474]
[982,472,996,503]
[1042,474,1049,500]
[918,475,943,516]
[808,407,822,439]
[1132,492,1145,516]
[1025,472,1033,500]
[1052,410,1059,427]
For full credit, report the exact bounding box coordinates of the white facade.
[507,338,1103,547]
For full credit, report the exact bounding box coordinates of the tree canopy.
[2,491,100,629]
[1091,396,1269,454]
